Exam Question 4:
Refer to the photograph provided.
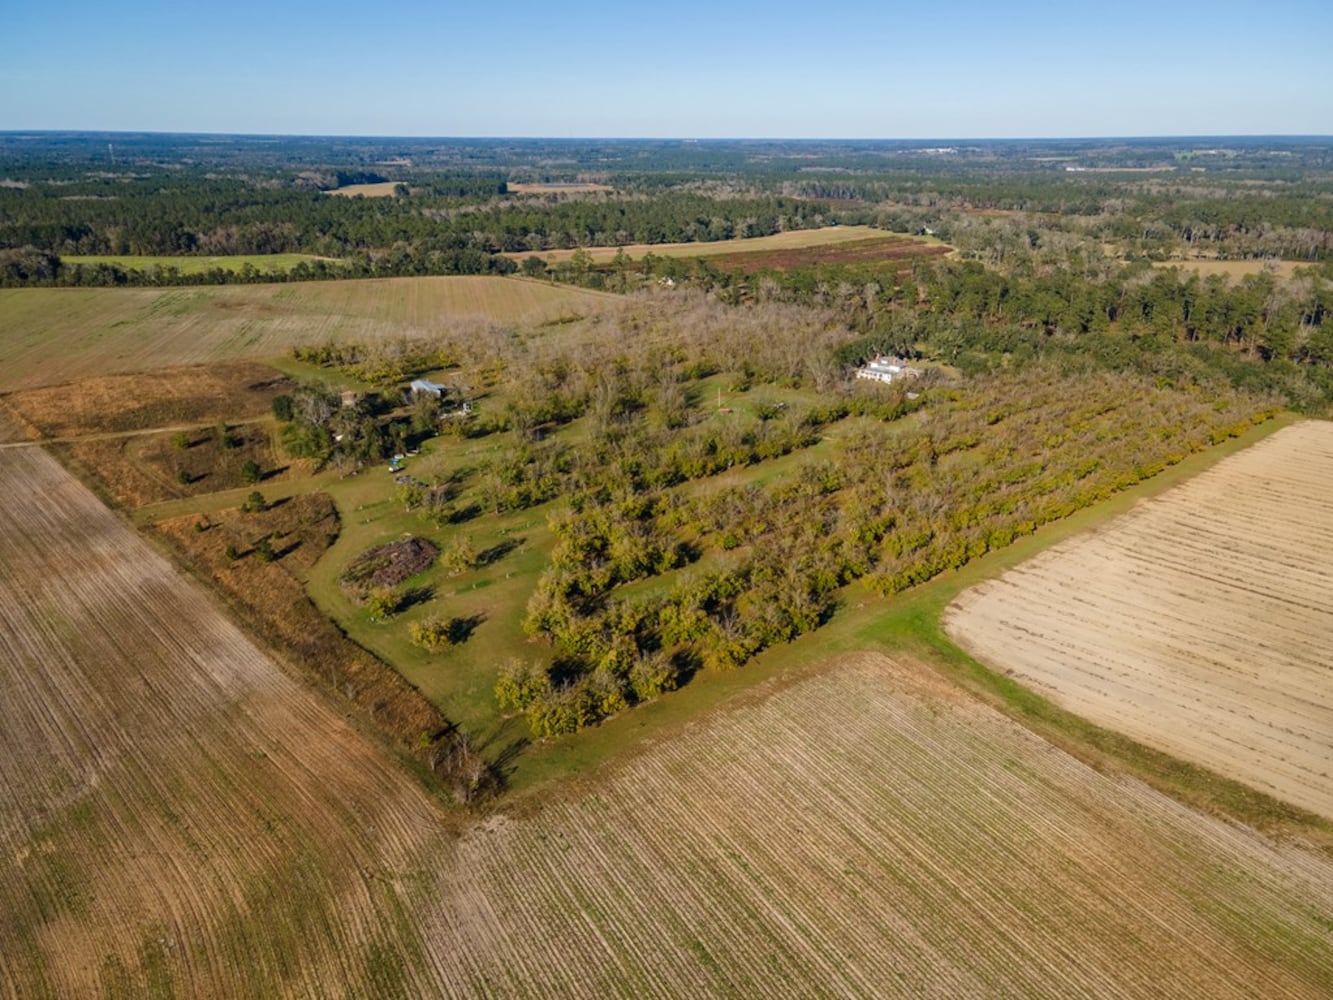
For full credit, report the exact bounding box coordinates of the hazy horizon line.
[3,129,1331,144]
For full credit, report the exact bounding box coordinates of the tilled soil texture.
[703,235,952,274]
[419,654,1333,998]
[946,421,1333,821]
[0,445,454,998]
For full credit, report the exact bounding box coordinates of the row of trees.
[277,287,1278,741]
[459,327,1269,736]
[0,245,515,289]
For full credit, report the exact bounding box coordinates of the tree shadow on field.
[273,536,302,560]
[445,502,483,525]
[671,649,703,689]
[447,612,485,644]
[399,585,434,611]
[475,725,530,790]
[477,537,523,567]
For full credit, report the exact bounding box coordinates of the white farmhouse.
[856,355,923,385]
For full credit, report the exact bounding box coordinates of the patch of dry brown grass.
[4,361,288,437]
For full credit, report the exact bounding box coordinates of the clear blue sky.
[5,0,1330,137]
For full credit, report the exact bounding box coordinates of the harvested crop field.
[0,444,454,997]
[705,234,951,273]
[3,445,1330,1000]
[945,421,1333,820]
[422,654,1333,998]
[0,277,611,391]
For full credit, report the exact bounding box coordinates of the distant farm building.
[410,379,446,398]
[340,390,361,408]
[856,355,923,385]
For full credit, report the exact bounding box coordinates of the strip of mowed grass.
[61,253,334,274]
[324,181,401,197]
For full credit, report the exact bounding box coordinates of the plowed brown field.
[705,235,951,273]
[0,444,454,997]
[419,655,1333,998]
[946,420,1333,820]
[4,436,1331,997]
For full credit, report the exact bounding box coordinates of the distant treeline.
[0,245,516,287]
[3,134,1331,282]
[0,163,829,261]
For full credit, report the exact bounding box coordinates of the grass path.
[0,416,269,451]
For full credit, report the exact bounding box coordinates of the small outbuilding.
[410,379,446,398]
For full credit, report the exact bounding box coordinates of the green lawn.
[299,379,837,749]
[303,430,548,738]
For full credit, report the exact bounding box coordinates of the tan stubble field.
[946,420,1333,820]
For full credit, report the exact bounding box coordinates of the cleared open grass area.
[504,225,932,263]
[3,361,285,438]
[946,421,1333,820]
[1150,259,1310,281]
[0,277,611,391]
[60,253,332,274]
[325,181,401,197]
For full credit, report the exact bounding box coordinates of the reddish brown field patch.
[704,235,952,273]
